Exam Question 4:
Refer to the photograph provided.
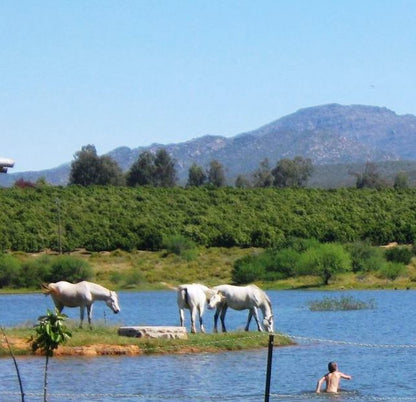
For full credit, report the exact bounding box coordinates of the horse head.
[262,315,274,333]
[106,291,120,314]
[207,290,224,310]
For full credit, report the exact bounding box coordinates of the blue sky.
[1,0,416,172]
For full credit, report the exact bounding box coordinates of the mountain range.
[2,103,416,187]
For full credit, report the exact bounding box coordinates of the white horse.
[208,284,274,333]
[41,281,120,328]
[176,283,214,334]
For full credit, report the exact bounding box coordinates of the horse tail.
[161,281,178,291]
[41,283,58,295]
[183,287,190,306]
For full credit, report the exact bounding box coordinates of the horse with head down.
[176,283,214,334]
[208,284,274,333]
[41,281,120,328]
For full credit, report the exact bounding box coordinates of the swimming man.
[316,361,352,393]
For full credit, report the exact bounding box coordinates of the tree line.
[67,144,314,188]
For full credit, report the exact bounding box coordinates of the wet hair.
[328,362,337,372]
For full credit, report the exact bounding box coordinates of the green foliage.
[308,295,376,311]
[30,309,72,402]
[2,186,416,253]
[163,234,198,261]
[0,254,21,288]
[207,160,226,187]
[376,261,406,280]
[252,158,274,188]
[69,145,124,186]
[345,241,385,272]
[0,254,92,289]
[126,149,177,187]
[30,309,72,357]
[187,163,207,187]
[298,243,352,285]
[46,255,93,283]
[233,254,266,284]
[354,162,387,189]
[394,172,409,189]
[272,156,313,187]
[384,246,413,264]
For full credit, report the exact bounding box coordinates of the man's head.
[328,362,337,372]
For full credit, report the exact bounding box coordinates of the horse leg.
[220,305,228,332]
[213,307,220,333]
[245,309,254,331]
[190,307,197,334]
[179,308,185,327]
[251,307,263,332]
[198,305,205,333]
[87,304,93,329]
[79,306,85,328]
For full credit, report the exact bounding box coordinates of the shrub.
[163,234,198,260]
[232,254,266,284]
[376,261,405,280]
[0,254,21,288]
[345,241,385,273]
[298,243,352,285]
[384,247,413,265]
[46,256,93,283]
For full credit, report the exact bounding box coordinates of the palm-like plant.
[29,309,72,402]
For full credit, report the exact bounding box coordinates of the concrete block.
[118,326,188,339]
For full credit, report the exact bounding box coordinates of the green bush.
[376,261,405,280]
[384,247,413,264]
[163,234,198,260]
[0,254,21,288]
[345,241,385,273]
[232,254,266,284]
[46,256,93,283]
[298,243,352,285]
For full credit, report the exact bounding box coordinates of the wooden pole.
[264,333,274,402]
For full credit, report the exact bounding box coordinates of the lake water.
[1,289,416,401]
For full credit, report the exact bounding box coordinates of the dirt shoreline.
[2,337,257,357]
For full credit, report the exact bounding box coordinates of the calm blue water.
[0,289,416,401]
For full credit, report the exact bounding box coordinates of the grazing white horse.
[41,281,120,328]
[208,284,274,333]
[176,283,214,334]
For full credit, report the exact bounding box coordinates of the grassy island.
[0,325,293,357]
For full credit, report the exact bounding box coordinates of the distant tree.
[252,158,273,187]
[126,151,156,186]
[154,149,177,187]
[97,156,125,186]
[126,149,177,187]
[207,160,226,187]
[69,145,124,186]
[187,163,207,187]
[354,162,387,189]
[235,175,251,188]
[272,156,313,187]
[394,172,409,190]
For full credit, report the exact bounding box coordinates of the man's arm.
[340,372,352,380]
[315,376,325,393]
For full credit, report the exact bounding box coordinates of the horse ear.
[218,290,226,301]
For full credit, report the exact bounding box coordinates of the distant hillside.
[2,104,416,187]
